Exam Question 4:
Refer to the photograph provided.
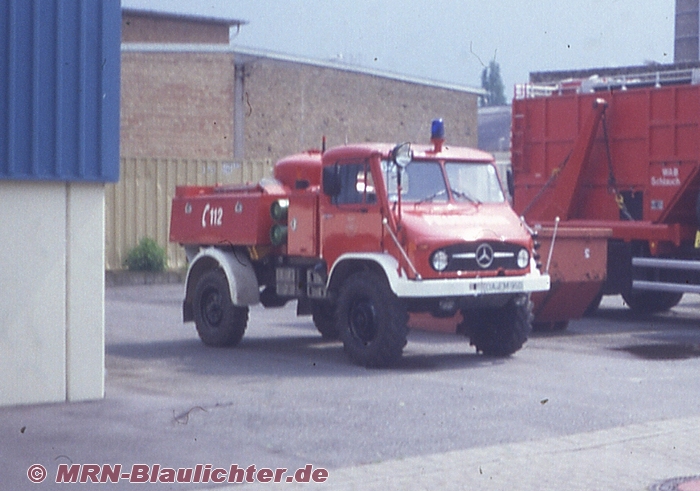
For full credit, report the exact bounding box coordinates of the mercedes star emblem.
[475,243,494,269]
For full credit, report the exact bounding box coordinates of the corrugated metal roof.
[121,43,485,96]
[0,0,121,182]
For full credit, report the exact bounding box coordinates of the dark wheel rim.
[348,298,377,344]
[201,287,224,327]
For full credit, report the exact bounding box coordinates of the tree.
[480,60,507,107]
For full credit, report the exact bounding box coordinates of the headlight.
[517,248,530,268]
[431,250,449,272]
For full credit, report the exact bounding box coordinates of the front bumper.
[329,253,550,300]
[392,272,550,298]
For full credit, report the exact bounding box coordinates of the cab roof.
[321,142,494,165]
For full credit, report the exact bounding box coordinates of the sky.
[122,1,677,100]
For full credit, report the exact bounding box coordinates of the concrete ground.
[250,416,700,490]
[2,285,700,490]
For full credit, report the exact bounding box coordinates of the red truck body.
[511,68,700,323]
[169,121,550,366]
[170,182,287,247]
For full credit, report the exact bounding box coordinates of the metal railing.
[515,68,700,99]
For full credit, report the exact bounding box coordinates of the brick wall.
[120,51,235,159]
[120,50,478,163]
[241,58,479,162]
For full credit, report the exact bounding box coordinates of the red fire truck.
[169,121,550,366]
[510,67,700,326]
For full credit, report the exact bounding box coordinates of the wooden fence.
[106,157,273,270]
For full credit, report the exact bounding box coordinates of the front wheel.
[622,290,683,314]
[312,301,339,340]
[336,271,408,367]
[583,291,604,317]
[460,295,533,356]
[193,269,248,347]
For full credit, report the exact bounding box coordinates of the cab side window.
[334,161,376,205]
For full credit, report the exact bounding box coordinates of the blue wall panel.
[0,0,120,182]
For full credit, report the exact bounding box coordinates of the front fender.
[183,247,259,321]
[327,253,404,294]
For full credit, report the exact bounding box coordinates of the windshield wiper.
[416,189,447,204]
[450,188,481,205]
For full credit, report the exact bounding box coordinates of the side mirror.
[506,168,515,198]
[322,165,341,197]
[391,142,412,169]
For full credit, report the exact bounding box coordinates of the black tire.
[583,291,604,317]
[193,269,248,347]
[622,290,683,314]
[312,301,340,340]
[336,271,408,367]
[532,320,569,332]
[462,296,533,356]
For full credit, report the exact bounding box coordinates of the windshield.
[383,161,447,202]
[445,162,505,203]
[382,160,505,204]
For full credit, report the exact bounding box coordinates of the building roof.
[122,7,247,27]
[121,42,484,96]
[121,7,481,95]
[232,46,484,95]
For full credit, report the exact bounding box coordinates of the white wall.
[0,181,105,406]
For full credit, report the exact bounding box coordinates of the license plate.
[477,280,524,294]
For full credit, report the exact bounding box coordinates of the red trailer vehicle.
[169,121,550,366]
[511,67,700,324]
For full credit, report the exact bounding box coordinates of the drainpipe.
[233,62,246,163]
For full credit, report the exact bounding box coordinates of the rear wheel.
[193,269,248,347]
[337,271,408,367]
[622,290,683,314]
[461,295,533,356]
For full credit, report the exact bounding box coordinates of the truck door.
[320,159,383,267]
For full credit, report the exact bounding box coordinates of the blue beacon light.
[431,119,445,140]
